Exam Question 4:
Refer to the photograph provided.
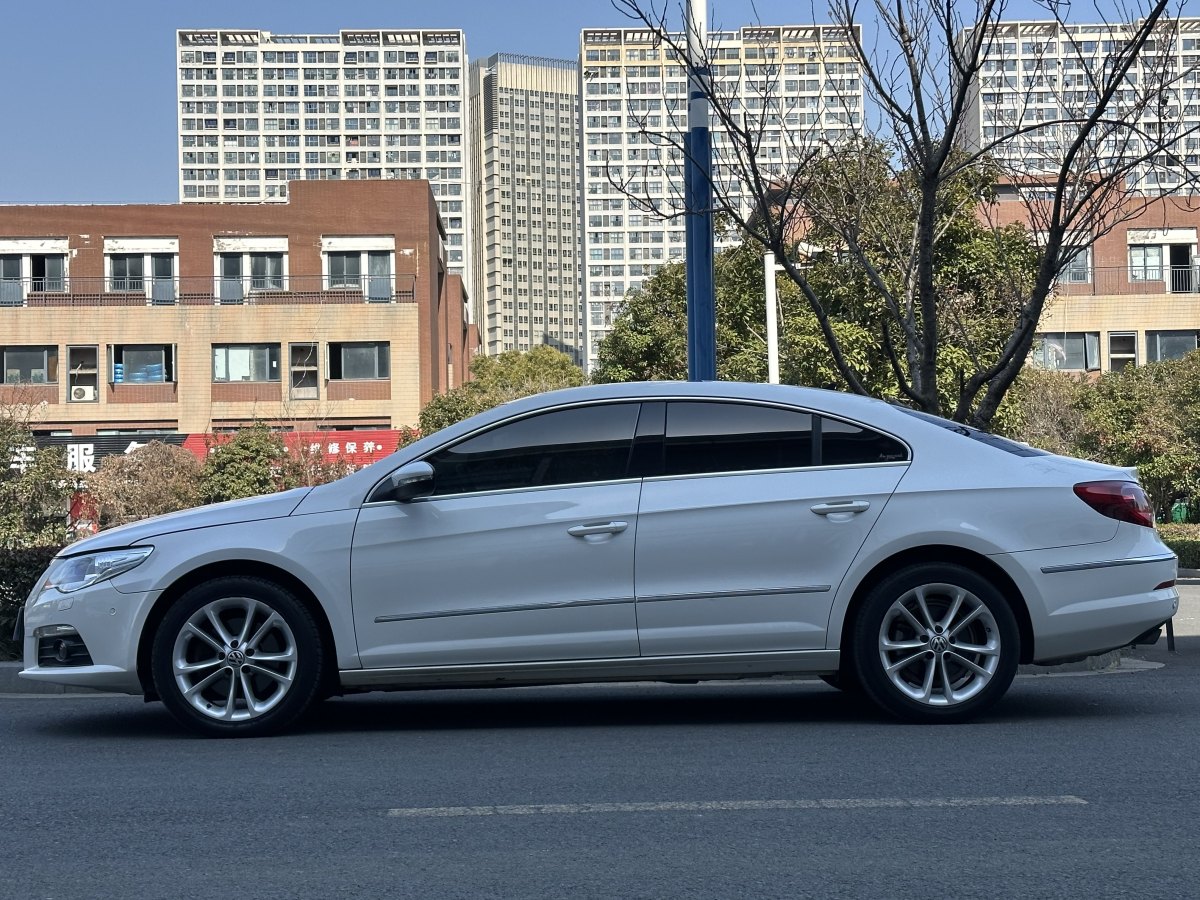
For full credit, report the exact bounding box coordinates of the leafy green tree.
[419,346,585,434]
[88,441,203,528]
[0,412,71,549]
[200,424,289,504]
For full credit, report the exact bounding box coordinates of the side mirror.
[376,461,435,503]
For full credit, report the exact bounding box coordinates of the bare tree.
[607,0,1200,425]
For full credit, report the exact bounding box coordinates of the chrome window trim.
[362,475,644,506]
[1040,553,1177,575]
[642,460,910,484]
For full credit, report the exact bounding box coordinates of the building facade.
[961,18,1200,193]
[175,28,472,284]
[468,53,583,361]
[986,193,1200,373]
[578,24,863,369]
[0,181,475,438]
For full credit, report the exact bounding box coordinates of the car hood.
[62,488,312,556]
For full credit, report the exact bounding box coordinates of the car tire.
[851,563,1019,723]
[151,576,324,737]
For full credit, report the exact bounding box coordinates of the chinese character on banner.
[345,442,358,455]
[327,443,340,455]
[309,443,321,454]
[364,441,377,454]
[66,443,97,473]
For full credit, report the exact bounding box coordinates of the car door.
[350,402,644,668]
[634,400,909,656]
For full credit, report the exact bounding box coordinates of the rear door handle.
[567,521,629,537]
[810,500,870,516]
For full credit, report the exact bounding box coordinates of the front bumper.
[19,580,150,694]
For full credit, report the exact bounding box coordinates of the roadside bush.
[88,441,203,528]
[0,545,61,660]
[1156,524,1200,570]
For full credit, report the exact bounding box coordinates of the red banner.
[181,429,407,467]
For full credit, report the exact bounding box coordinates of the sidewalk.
[4,573,1198,694]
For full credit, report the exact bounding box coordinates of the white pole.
[764,251,780,384]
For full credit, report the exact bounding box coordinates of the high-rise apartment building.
[175,28,472,278]
[578,25,863,369]
[961,19,1200,194]
[468,54,583,361]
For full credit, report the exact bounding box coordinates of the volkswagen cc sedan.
[18,382,1179,735]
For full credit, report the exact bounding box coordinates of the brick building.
[992,192,1200,373]
[0,181,476,438]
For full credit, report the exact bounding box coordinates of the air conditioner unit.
[71,385,96,402]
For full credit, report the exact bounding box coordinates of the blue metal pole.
[684,0,716,382]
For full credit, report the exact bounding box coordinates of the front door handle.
[568,521,629,537]
[810,500,871,516]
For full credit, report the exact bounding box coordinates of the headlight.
[40,547,154,595]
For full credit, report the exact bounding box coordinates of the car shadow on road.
[22,676,1166,741]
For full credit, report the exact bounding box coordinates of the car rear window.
[893,406,1050,457]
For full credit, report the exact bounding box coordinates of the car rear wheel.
[151,577,324,737]
[851,564,1019,723]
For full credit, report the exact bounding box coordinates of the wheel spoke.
[896,604,927,635]
[919,655,936,702]
[221,668,241,719]
[205,607,235,646]
[939,589,966,631]
[183,666,229,699]
[946,650,993,678]
[246,612,283,652]
[881,638,926,652]
[242,661,294,686]
[913,586,937,631]
[938,655,955,702]
[184,622,224,654]
[886,649,928,675]
[249,649,297,664]
[237,598,259,646]
[952,640,999,657]
[948,605,985,639]
[174,657,223,676]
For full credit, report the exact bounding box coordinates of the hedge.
[1156,524,1200,571]
[0,546,61,661]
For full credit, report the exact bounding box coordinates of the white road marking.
[386,795,1087,818]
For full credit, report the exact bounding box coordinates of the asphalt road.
[3,627,1199,900]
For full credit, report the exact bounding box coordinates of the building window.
[214,241,288,301]
[1108,333,1137,372]
[289,342,319,399]
[1057,246,1091,284]
[112,344,173,383]
[106,251,177,303]
[2,346,58,384]
[328,341,389,379]
[325,249,393,300]
[1032,332,1100,371]
[0,250,67,304]
[67,346,100,401]
[250,252,285,289]
[212,344,281,382]
[1129,245,1163,282]
[0,255,21,306]
[109,254,145,291]
[1147,330,1199,362]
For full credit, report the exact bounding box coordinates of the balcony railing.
[1055,264,1200,297]
[0,274,418,308]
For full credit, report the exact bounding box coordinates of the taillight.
[1073,481,1155,528]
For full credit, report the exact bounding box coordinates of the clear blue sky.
[0,0,1068,203]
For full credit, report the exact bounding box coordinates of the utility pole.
[684,0,716,381]
[764,252,781,384]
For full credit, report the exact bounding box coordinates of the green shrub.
[0,545,61,660]
[1156,524,1200,570]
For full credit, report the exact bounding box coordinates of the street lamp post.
[684,0,716,381]
[764,251,783,384]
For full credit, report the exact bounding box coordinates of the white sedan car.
[19,382,1178,736]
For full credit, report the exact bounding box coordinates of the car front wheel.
[851,564,1019,723]
[151,577,324,737]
